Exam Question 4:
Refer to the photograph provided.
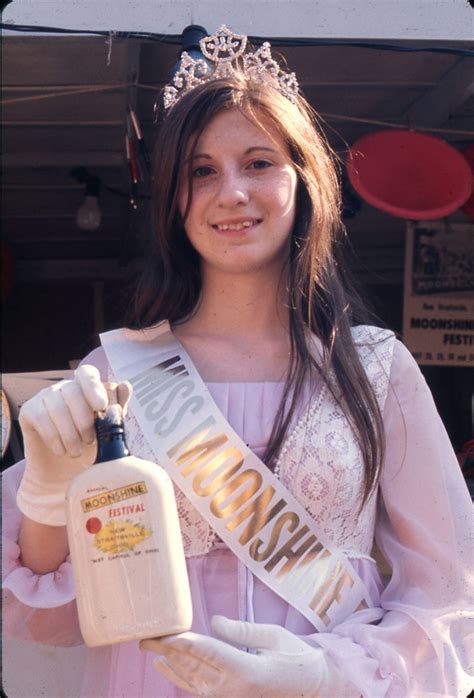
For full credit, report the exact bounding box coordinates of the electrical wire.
[320,113,474,137]
[1,23,473,137]
[1,84,129,106]
[1,22,474,56]
[0,23,182,43]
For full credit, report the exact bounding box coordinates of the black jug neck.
[95,411,130,463]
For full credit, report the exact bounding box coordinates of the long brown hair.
[127,73,385,505]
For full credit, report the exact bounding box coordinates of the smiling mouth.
[212,219,261,232]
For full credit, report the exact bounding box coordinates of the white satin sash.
[100,321,374,631]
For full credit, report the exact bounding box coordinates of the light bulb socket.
[85,176,100,198]
[70,167,100,198]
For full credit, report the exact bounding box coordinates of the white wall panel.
[3,0,473,40]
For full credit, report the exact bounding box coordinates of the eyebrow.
[188,146,279,162]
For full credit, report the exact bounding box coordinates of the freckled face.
[179,108,298,276]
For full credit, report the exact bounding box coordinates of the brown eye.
[249,160,272,170]
[193,166,214,178]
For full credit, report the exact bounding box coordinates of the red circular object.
[86,517,102,534]
[347,130,472,220]
[460,143,474,219]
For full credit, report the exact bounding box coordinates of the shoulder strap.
[352,325,395,410]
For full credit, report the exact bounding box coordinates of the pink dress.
[2,337,473,697]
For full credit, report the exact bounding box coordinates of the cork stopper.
[98,382,122,425]
[104,381,119,405]
[94,382,129,463]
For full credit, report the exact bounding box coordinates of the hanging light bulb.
[70,167,102,231]
[76,194,101,231]
[76,177,101,231]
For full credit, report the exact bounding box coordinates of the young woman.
[3,27,472,697]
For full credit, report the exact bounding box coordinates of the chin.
[208,253,288,275]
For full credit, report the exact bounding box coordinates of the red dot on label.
[86,517,102,534]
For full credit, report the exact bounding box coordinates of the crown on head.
[163,25,299,111]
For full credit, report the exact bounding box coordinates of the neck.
[183,265,290,340]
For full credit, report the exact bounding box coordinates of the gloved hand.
[17,364,131,527]
[141,615,360,697]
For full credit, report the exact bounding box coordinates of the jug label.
[81,481,148,512]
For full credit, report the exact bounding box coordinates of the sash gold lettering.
[130,357,204,438]
[210,469,262,518]
[156,395,204,437]
[138,370,188,406]
[308,561,341,612]
[178,433,229,477]
[167,416,217,458]
[278,545,329,599]
[224,486,287,545]
[144,379,194,421]
[249,511,299,562]
[310,566,356,626]
[265,525,317,575]
[131,355,188,404]
[192,448,244,496]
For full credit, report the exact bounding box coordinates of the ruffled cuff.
[3,540,76,609]
[2,461,83,646]
[309,630,395,698]
[297,558,407,697]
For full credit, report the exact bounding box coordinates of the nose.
[215,169,249,208]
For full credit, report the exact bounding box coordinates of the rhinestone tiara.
[163,25,299,111]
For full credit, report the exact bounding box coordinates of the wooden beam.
[14,258,144,282]
[404,57,474,128]
[2,152,124,168]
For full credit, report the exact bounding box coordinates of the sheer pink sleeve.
[2,461,83,646]
[1,347,109,647]
[309,340,473,697]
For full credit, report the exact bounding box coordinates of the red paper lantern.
[347,129,472,220]
[460,143,474,219]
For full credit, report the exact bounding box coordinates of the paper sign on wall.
[403,221,474,367]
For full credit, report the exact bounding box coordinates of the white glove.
[17,364,131,527]
[140,615,360,697]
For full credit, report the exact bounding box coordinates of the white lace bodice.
[120,325,395,558]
